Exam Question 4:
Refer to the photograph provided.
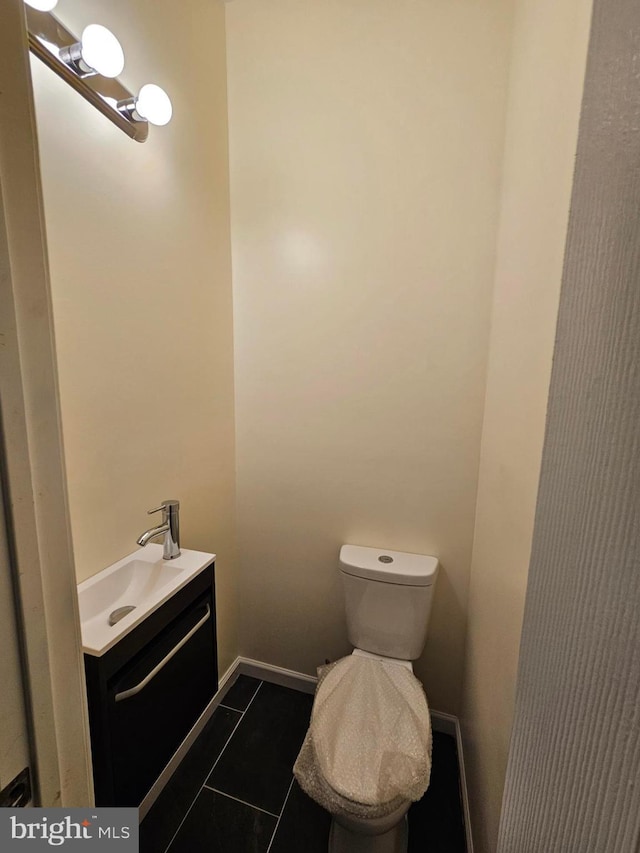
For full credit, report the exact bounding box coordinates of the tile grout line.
[218,677,263,713]
[162,680,264,853]
[202,785,280,819]
[208,680,263,777]
[218,681,262,714]
[160,718,245,853]
[265,776,296,853]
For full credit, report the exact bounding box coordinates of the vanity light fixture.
[59,24,125,79]
[24,3,172,142]
[24,0,58,10]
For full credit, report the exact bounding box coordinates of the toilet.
[294,544,438,853]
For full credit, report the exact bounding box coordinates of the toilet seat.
[312,656,430,806]
[293,654,432,824]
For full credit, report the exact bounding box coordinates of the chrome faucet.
[137,499,180,560]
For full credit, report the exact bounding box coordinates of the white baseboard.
[139,656,473,853]
[235,656,317,693]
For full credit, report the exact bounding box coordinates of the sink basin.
[78,559,182,625]
[78,544,215,656]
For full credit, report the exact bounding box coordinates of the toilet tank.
[339,545,439,660]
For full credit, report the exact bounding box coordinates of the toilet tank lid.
[339,545,439,587]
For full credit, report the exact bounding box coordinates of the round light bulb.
[135,84,173,126]
[80,24,124,78]
[24,0,59,10]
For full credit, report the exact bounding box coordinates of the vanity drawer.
[107,592,216,806]
[84,566,218,807]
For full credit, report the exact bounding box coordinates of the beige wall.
[226,0,513,713]
[30,0,238,674]
[460,0,592,848]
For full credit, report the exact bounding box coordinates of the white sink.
[78,544,215,657]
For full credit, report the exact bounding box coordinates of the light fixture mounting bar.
[25,7,148,143]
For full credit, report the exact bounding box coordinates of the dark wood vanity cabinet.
[84,565,218,807]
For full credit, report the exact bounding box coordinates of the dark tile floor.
[140,675,467,853]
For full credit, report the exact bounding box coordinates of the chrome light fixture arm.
[25,7,172,142]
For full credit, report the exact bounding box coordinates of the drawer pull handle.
[114,603,211,703]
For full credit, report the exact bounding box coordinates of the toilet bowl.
[294,545,439,853]
[329,796,411,853]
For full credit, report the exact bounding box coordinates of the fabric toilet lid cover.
[310,655,432,806]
